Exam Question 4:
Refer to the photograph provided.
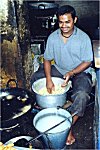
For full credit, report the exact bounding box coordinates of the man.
[31,5,93,145]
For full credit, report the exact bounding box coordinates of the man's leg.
[66,115,78,145]
[66,72,92,145]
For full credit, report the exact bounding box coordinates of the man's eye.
[65,21,70,24]
[59,21,70,24]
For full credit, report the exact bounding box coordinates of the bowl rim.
[32,77,71,96]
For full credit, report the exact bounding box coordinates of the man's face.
[58,13,76,34]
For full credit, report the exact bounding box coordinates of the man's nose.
[62,22,67,27]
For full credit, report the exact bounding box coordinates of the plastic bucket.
[33,108,72,149]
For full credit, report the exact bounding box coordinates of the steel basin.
[32,77,71,108]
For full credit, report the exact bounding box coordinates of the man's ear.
[74,17,78,23]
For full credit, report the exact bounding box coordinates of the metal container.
[32,77,71,108]
[5,136,35,150]
[33,107,72,149]
[28,2,59,17]
[0,79,35,130]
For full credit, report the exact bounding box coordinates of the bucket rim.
[33,108,72,134]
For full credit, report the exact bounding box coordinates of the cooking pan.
[5,136,44,149]
[28,2,59,17]
[0,79,35,129]
[32,77,72,108]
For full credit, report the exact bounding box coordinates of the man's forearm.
[63,61,92,84]
[44,59,52,79]
[71,61,92,76]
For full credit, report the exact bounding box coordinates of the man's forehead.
[58,13,73,20]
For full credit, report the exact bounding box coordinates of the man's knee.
[71,90,90,102]
[70,90,90,116]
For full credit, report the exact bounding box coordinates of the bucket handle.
[26,111,78,145]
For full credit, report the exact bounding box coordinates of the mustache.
[61,27,70,29]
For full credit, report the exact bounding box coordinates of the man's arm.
[70,61,92,76]
[62,61,92,86]
[44,59,52,79]
[44,59,55,93]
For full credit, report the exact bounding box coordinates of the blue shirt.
[44,26,93,75]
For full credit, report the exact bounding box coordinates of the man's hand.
[46,79,55,94]
[61,71,74,87]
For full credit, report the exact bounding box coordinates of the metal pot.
[33,107,72,149]
[5,136,44,149]
[0,79,35,129]
[28,2,59,17]
[32,77,71,108]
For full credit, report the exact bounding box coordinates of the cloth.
[44,26,93,75]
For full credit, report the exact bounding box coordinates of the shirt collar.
[73,26,77,35]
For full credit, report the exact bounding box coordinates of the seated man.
[30,5,93,145]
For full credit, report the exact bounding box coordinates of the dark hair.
[57,5,76,20]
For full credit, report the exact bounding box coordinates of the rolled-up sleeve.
[44,36,54,60]
[80,35,93,62]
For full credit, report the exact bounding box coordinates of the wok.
[0,79,35,129]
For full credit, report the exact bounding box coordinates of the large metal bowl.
[32,77,71,108]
